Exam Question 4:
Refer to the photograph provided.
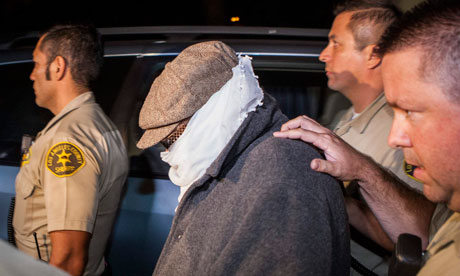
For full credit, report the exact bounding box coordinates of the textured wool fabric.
[153,94,350,276]
[137,41,238,149]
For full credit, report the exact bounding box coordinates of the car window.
[0,57,137,166]
[0,62,52,165]
[93,56,138,115]
[127,58,171,179]
[0,53,349,176]
[256,69,326,119]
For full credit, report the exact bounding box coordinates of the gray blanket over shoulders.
[153,94,350,276]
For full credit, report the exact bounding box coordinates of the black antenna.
[33,232,43,261]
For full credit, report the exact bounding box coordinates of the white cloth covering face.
[161,55,264,204]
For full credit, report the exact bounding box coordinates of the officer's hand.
[273,115,370,182]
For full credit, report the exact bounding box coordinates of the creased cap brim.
[136,122,179,149]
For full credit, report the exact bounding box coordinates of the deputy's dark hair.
[378,0,460,102]
[39,24,103,88]
[333,0,401,50]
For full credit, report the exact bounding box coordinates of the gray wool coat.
[153,94,350,276]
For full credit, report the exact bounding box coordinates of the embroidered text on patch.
[46,142,85,177]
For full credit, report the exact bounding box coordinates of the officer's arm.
[49,230,91,276]
[274,115,435,248]
[346,197,395,251]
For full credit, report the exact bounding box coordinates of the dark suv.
[0,26,350,275]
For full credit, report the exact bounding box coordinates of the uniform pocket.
[20,182,35,199]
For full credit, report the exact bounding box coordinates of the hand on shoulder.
[273,115,377,182]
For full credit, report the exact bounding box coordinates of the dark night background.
[0,0,338,35]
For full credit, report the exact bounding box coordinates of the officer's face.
[30,37,56,111]
[383,48,460,211]
[319,12,367,95]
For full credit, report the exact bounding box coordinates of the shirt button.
[177,234,182,240]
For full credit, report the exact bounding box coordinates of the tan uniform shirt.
[430,203,454,241]
[418,212,460,275]
[334,93,422,192]
[13,92,129,276]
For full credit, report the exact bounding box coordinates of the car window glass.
[0,57,137,166]
[0,62,52,165]
[128,58,171,179]
[93,56,137,115]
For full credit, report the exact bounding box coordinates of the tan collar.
[40,92,95,136]
[334,93,387,136]
[426,212,460,259]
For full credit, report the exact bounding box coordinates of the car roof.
[0,26,328,66]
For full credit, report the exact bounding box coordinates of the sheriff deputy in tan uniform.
[275,0,460,274]
[13,25,129,276]
[310,1,431,274]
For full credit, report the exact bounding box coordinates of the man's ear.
[364,44,382,69]
[50,56,67,80]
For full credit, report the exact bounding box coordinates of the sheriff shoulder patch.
[46,142,85,177]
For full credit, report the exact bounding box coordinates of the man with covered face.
[137,41,350,275]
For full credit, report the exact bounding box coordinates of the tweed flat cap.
[137,41,238,149]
